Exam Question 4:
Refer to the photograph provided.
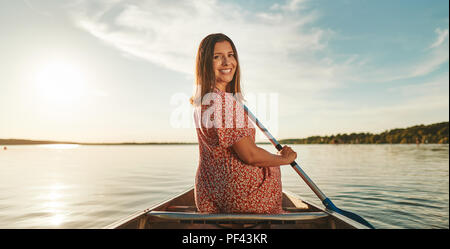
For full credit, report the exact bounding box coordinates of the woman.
[191,33,297,214]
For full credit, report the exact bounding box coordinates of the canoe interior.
[106,188,361,229]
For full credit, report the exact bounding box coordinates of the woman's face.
[213,41,237,87]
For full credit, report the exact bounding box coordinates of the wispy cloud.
[65,0,448,94]
[287,72,449,136]
[64,0,448,127]
[270,0,308,12]
[387,73,449,98]
[429,28,449,49]
[410,28,449,78]
[65,0,339,94]
[341,27,449,84]
[279,25,449,135]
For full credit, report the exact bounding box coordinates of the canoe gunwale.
[104,186,370,229]
[103,187,193,229]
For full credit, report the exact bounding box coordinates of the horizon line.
[1,120,448,145]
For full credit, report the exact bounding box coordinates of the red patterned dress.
[193,87,283,214]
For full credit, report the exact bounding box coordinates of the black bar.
[1,229,448,248]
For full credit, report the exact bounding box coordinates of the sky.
[0,0,448,143]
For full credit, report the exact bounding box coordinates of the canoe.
[104,187,370,229]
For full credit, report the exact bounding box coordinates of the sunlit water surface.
[0,144,448,229]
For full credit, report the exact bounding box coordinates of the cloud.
[282,72,449,137]
[429,28,449,49]
[342,27,449,84]
[387,73,449,98]
[270,0,308,12]
[408,28,449,78]
[62,0,448,136]
[65,0,448,95]
[65,0,339,95]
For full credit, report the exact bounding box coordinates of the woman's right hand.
[278,145,297,165]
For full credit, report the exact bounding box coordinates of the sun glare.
[33,60,86,103]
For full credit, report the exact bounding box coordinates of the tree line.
[279,122,449,144]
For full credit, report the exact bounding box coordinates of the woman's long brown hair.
[190,33,243,106]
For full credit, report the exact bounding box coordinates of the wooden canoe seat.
[147,211,329,222]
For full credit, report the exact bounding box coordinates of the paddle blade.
[322,198,375,229]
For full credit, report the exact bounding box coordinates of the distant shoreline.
[1,121,448,146]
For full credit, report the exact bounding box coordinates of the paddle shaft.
[240,104,327,201]
[236,101,375,228]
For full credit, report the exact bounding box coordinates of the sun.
[33,60,86,104]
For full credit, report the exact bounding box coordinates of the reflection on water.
[37,183,68,226]
[0,144,448,228]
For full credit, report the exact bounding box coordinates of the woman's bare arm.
[232,136,296,167]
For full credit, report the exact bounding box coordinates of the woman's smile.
[213,41,237,89]
[219,68,232,74]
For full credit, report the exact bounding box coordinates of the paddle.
[237,101,375,229]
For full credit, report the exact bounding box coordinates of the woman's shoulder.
[198,89,247,116]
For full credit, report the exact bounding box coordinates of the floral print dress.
[193,87,283,214]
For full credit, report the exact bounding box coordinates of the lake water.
[0,144,448,229]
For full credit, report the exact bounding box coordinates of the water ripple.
[0,144,448,228]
